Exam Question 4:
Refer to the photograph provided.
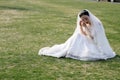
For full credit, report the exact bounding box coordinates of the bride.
[38,9,116,61]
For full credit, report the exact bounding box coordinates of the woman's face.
[80,15,91,24]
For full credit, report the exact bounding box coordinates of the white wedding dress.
[38,9,116,61]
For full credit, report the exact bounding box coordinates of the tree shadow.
[0,5,30,11]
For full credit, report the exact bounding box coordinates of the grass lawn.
[0,0,120,80]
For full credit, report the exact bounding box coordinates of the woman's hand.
[80,21,87,36]
[80,21,86,27]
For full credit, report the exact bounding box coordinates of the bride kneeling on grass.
[38,9,116,61]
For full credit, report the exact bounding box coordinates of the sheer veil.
[86,9,115,58]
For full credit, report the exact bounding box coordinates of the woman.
[38,9,116,61]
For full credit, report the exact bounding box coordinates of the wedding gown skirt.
[39,33,115,61]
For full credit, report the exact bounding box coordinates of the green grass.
[0,0,120,80]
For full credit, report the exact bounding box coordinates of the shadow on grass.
[0,5,30,11]
[113,55,120,60]
[115,55,120,58]
[92,54,120,62]
[60,55,120,62]
[40,54,120,63]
